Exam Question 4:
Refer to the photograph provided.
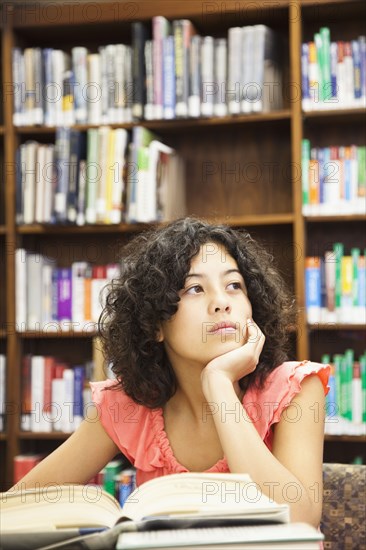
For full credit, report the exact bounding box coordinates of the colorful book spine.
[305,257,321,323]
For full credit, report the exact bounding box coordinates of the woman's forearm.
[201,371,318,527]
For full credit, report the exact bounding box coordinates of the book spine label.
[163,36,176,119]
[305,257,321,323]
[58,268,72,322]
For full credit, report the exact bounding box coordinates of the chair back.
[321,462,366,549]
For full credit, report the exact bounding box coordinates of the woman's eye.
[228,282,242,290]
[186,285,203,294]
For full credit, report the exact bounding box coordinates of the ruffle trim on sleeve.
[243,360,330,441]
[269,360,330,427]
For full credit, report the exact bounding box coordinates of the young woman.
[13,218,329,527]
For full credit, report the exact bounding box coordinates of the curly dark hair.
[99,217,296,408]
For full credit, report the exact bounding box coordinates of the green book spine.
[302,139,310,206]
[314,32,324,102]
[85,128,99,224]
[357,146,366,199]
[340,355,348,419]
[345,349,354,421]
[333,354,343,418]
[320,27,332,101]
[360,354,366,423]
[333,243,344,311]
[351,248,360,306]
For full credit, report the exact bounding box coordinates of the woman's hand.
[201,319,265,395]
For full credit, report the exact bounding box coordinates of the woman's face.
[159,242,253,370]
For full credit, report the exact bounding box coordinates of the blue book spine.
[352,40,362,99]
[51,268,59,321]
[344,154,352,201]
[54,127,71,223]
[358,257,366,308]
[330,42,338,99]
[320,257,327,310]
[322,146,331,205]
[318,147,325,204]
[73,366,85,417]
[58,268,72,321]
[163,36,176,119]
[43,48,54,126]
[326,369,337,416]
[305,259,321,322]
[359,36,366,104]
[301,43,310,103]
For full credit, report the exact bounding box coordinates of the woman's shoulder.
[90,379,149,429]
[242,360,330,439]
[265,360,330,391]
[264,360,330,394]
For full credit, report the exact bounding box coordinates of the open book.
[1,472,288,533]
[0,472,322,549]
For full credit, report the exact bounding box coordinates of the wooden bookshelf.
[1,0,365,488]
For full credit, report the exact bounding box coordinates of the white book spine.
[110,128,128,224]
[87,54,102,125]
[35,145,46,223]
[241,26,255,113]
[114,44,125,123]
[214,38,228,117]
[42,263,55,326]
[16,249,27,332]
[52,50,66,126]
[26,253,44,331]
[51,378,65,431]
[72,46,88,124]
[201,37,214,117]
[91,278,108,323]
[228,27,242,114]
[62,369,75,432]
[43,145,55,223]
[352,376,362,424]
[71,261,89,329]
[31,356,50,432]
[96,126,110,222]
[23,141,37,224]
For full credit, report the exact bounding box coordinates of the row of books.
[12,20,283,127]
[20,355,95,433]
[301,28,366,111]
[324,350,366,436]
[17,125,185,225]
[301,141,366,216]
[90,459,136,505]
[13,454,136,506]
[0,355,5,432]
[305,245,365,325]
[15,252,121,332]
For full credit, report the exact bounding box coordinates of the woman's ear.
[156,325,164,343]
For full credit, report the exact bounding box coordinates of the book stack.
[15,251,121,332]
[12,21,284,126]
[302,28,366,111]
[20,355,95,433]
[94,459,136,505]
[302,140,366,216]
[16,126,184,226]
[305,244,366,324]
[324,350,366,436]
[1,473,324,550]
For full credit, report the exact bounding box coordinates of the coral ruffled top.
[90,360,330,487]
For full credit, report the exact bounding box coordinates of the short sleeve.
[243,360,330,441]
